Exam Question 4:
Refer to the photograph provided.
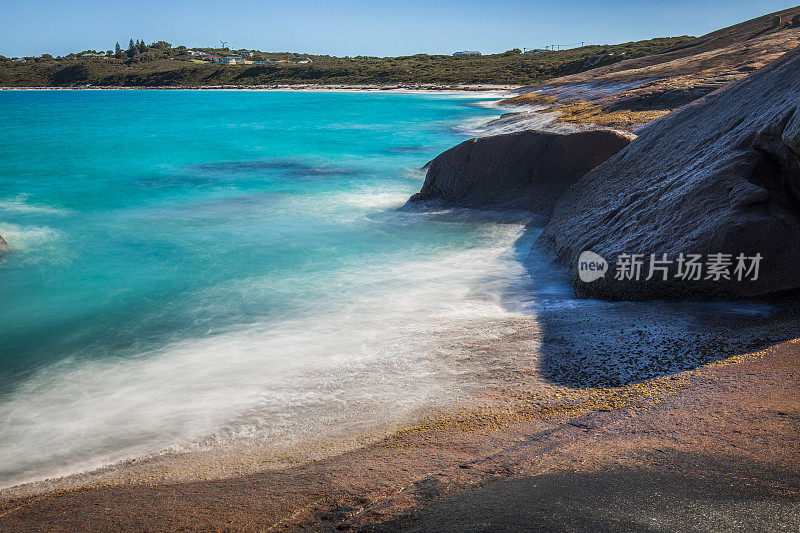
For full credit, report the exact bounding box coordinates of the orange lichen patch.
[380,338,793,451]
[545,101,671,127]
[382,371,693,449]
[501,92,560,106]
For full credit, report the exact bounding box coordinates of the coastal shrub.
[0,36,695,87]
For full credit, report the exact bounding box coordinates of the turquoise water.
[0,90,533,486]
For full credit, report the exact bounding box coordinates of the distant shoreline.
[0,83,520,94]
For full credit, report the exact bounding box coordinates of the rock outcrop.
[408,129,633,222]
[0,235,6,250]
[502,7,800,131]
[539,47,800,300]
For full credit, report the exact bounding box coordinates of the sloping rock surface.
[539,47,800,299]
[504,8,800,130]
[409,129,633,221]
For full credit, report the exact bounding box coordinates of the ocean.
[0,89,777,491]
[0,89,537,487]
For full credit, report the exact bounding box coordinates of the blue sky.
[0,0,795,57]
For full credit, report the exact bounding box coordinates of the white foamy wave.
[0,194,71,215]
[328,190,409,210]
[0,222,536,488]
[0,222,62,252]
[275,188,414,221]
[403,167,428,181]
[469,98,515,110]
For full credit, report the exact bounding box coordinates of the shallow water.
[0,89,542,487]
[0,90,784,490]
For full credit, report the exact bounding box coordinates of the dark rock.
[408,129,634,222]
[0,234,6,250]
[539,47,800,300]
[606,85,719,112]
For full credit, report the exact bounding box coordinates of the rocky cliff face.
[539,47,800,300]
[409,129,633,223]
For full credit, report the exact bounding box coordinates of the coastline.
[3,291,799,495]
[0,83,520,94]
[0,93,528,495]
[5,40,800,529]
[2,323,798,529]
[4,5,800,530]
[2,80,797,506]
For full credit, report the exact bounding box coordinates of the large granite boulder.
[539,47,800,300]
[409,129,633,222]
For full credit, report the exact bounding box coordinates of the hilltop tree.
[137,40,146,53]
[127,39,136,58]
[115,42,123,59]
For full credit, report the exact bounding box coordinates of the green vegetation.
[0,37,694,87]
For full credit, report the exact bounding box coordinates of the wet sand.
[1,322,798,531]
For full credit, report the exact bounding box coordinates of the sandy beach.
[1,303,799,531]
[0,83,520,93]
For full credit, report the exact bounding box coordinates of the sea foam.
[0,220,533,488]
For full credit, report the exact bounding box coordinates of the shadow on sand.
[362,450,800,532]
[511,223,800,388]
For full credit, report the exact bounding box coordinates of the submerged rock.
[408,129,633,222]
[539,47,800,300]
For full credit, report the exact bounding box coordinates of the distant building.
[217,56,250,65]
[524,49,548,54]
[453,50,481,56]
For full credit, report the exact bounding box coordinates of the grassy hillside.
[0,37,693,87]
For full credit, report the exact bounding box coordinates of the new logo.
[577,251,608,283]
